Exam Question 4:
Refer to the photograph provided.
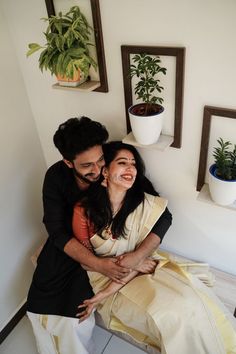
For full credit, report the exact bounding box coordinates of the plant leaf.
[26,43,42,57]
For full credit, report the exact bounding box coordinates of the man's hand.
[64,238,130,283]
[96,257,131,283]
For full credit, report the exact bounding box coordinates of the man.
[27,117,172,354]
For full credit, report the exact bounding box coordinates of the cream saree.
[87,193,236,354]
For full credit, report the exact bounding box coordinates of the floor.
[0,315,146,354]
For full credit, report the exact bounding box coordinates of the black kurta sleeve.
[42,162,79,251]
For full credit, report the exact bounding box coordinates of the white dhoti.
[27,311,95,354]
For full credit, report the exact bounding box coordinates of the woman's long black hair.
[81,141,158,239]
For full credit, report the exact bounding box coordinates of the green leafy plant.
[129,53,167,115]
[26,6,97,79]
[213,137,236,180]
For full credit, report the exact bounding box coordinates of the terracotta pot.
[56,69,87,87]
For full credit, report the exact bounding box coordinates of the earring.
[101,175,108,187]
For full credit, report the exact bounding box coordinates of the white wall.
[0,6,47,329]
[1,0,236,278]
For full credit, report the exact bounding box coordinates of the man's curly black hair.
[53,116,109,161]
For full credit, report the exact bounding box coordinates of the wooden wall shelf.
[122,132,174,151]
[52,80,100,92]
[197,184,236,211]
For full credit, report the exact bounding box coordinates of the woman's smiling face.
[104,149,137,190]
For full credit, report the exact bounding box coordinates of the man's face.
[64,145,105,186]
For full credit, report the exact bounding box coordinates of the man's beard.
[72,167,100,185]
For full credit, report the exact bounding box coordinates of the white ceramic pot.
[128,103,164,145]
[208,164,236,206]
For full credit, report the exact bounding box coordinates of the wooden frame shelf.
[121,45,185,148]
[45,0,108,93]
[197,105,236,191]
[196,105,236,210]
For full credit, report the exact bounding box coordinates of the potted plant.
[27,6,97,87]
[209,137,236,206]
[128,53,167,145]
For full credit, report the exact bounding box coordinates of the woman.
[73,142,236,354]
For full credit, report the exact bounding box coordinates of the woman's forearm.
[95,269,139,301]
[135,232,161,262]
[77,269,138,322]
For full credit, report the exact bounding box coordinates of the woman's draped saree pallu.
[87,194,236,354]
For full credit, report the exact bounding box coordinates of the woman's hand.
[116,254,157,274]
[116,252,141,269]
[135,258,158,274]
[76,291,106,322]
[116,233,161,271]
[77,300,96,322]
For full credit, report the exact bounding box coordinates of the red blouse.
[73,203,95,249]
